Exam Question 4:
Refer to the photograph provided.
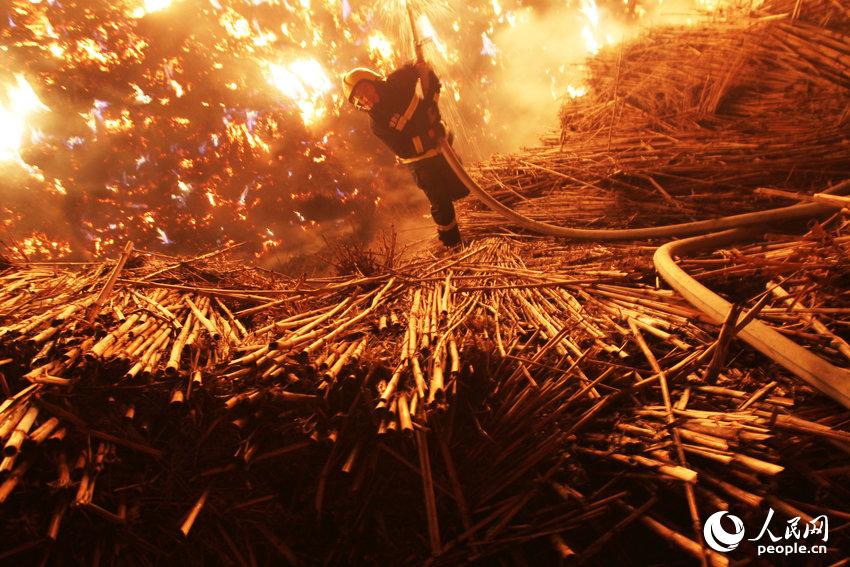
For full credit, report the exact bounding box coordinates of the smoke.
[485,6,595,154]
[436,0,710,158]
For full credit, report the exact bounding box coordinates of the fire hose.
[653,229,850,409]
[438,138,845,240]
[439,141,850,407]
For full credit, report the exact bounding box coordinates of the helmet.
[341,67,383,103]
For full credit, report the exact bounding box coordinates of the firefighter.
[342,62,469,248]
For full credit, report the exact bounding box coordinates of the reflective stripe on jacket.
[369,63,442,161]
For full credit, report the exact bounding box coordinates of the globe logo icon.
[704,511,746,552]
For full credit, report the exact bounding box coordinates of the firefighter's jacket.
[369,63,442,164]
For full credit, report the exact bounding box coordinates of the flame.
[0,75,49,162]
[220,10,253,39]
[368,32,395,64]
[133,0,172,18]
[580,0,602,54]
[131,83,152,104]
[266,59,333,126]
[145,0,172,12]
[18,234,72,258]
[170,79,185,98]
[566,84,588,98]
[104,111,134,132]
[695,0,759,12]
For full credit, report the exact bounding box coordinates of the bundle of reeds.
[461,7,850,238]
[0,226,847,564]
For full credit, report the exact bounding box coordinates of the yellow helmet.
[341,67,383,103]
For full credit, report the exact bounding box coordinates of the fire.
[580,0,603,54]
[76,39,112,67]
[0,0,731,261]
[695,0,762,12]
[133,0,172,18]
[220,11,252,39]
[566,84,588,98]
[266,59,334,126]
[145,0,172,12]
[0,108,23,158]
[18,234,72,258]
[492,0,503,17]
[0,75,49,163]
[368,32,396,66]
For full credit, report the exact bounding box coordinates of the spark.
[170,79,185,97]
[76,39,114,67]
[481,33,498,57]
[1,0,663,259]
[66,136,85,149]
[580,0,600,28]
[104,111,134,132]
[131,84,152,104]
[221,11,252,39]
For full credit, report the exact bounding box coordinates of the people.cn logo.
[704,511,746,553]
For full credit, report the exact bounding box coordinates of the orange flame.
[266,59,335,126]
[0,75,49,163]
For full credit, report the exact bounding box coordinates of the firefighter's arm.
[414,60,441,100]
[430,67,441,99]
[371,118,415,157]
[427,120,453,145]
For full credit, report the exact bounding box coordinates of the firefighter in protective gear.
[342,62,468,247]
